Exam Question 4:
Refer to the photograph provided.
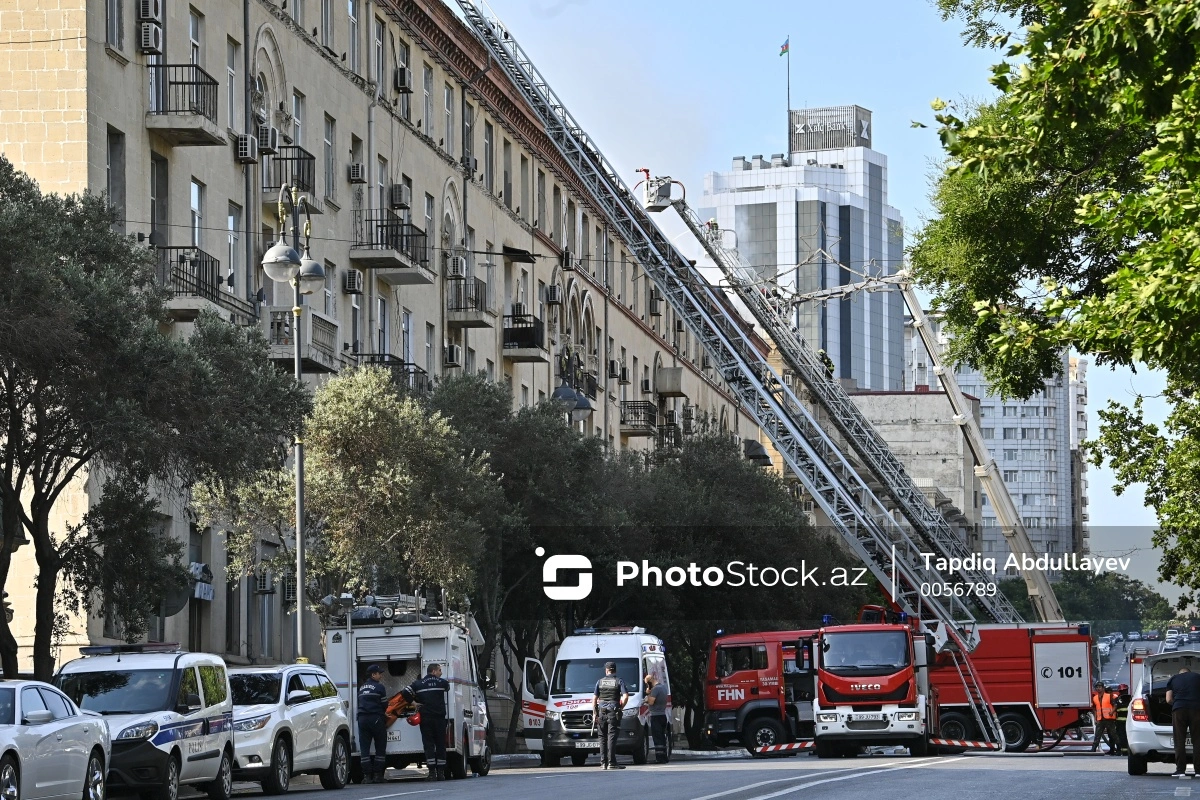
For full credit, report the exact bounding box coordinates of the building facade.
[0,0,758,671]
[697,105,906,391]
[904,318,1088,571]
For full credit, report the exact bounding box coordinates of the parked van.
[523,627,670,766]
[56,644,234,800]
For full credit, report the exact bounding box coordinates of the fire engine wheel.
[998,713,1034,752]
[937,712,974,742]
[745,718,786,756]
[909,736,929,757]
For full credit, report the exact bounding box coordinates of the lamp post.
[262,185,326,661]
[552,347,594,426]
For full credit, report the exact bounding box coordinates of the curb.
[490,748,751,768]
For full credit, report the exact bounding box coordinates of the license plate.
[853,713,883,721]
[387,731,403,742]
[574,742,599,749]
[1169,738,1193,748]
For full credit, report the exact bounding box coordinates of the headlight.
[545,710,560,722]
[623,707,640,717]
[116,721,159,741]
[816,713,838,723]
[895,712,919,721]
[234,714,272,732]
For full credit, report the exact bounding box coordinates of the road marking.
[1176,788,1192,797]
[361,789,439,799]
[710,757,948,800]
[688,770,851,800]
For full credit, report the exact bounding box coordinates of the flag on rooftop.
[780,38,789,56]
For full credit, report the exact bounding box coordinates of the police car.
[55,644,234,800]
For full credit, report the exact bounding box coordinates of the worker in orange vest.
[1091,681,1119,753]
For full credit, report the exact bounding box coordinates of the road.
[1099,637,1167,687]
[200,751,1183,800]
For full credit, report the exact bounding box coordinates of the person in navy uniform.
[593,661,629,770]
[408,664,451,780]
[357,664,389,783]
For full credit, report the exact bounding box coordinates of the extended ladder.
[453,0,1006,745]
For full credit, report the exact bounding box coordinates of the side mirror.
[484,668,496,691]
[176,693,202,715]
[24,709,54,725]
[287,690,313,705]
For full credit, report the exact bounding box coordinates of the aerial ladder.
[639,176,1064,625]
[454,0,1006,748]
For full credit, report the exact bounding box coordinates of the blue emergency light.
[821,614,834,626]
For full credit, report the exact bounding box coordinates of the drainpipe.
[602,223,610,444]
[365,0,377,356]
[243,0,254,310]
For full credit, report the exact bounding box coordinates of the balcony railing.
[266,307,338,364]
[262,145,316,195]
[503,314,545,351]
[351,211,431,267]
[154,246,255,322]
[448,277,488,312]
[620,401,658,432]
[148,64,218,124]
[357,353,433,394]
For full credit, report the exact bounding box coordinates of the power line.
[0,34,88,47]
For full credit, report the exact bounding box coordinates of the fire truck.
[323,594,492,780]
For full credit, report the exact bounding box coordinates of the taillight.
[1131,697,1149,722]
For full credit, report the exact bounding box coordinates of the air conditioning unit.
[511,302,527,317]
[348,162,367,184]
[394,66,413,94]
[444,343,463,367]
[701,355,711,370]
[138,21,163,54]
[649,298,663,317]
[389,183,412,210]
[664,410,679,426]
[461,155,478,173]
[257,124,279,154]
[235,134,258,164]
[641,378,652,394]
[561,248,574,271]
[343,268,364,294]
[137,0,164,24]
[607,359,620,379]
[446,255,468,279]
[674,319,685,333]
[546,285,563,305]
[619,367,631,385]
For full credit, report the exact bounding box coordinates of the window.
[373,17,385,88]
[501,139,512,207]
[1003,406,1017,417]
[483,121,494,193]
[377,296,387,353]
[520,153,529,216]
[424,193,434,241]
[396,39,410,119]
[464,102,473,161]
[1002,470,1018,481]
[425,323,435,373]
[521,385,529,407]
[717,645,767,677]
[376,155,388,211]
[536,169,545,230]
[552,186,562,241]
[486,359,494,381]
[177,667,200,708]
[422,64,434,136]
[1045,470,1058,482]
[227,204,241,291]
[323,115,336,201]
[1021,428,1039,440]
[444,83,454,153]
[1002,427,1017,440]
[21,688,48,716]
[1003,449,1018,461]
[292,90,305,146]
[1021,494,1035,506]
[290,0,304,26]
[189,9,203,66]
[400,309,412,362]
[350,295,361,352]
[347,0,360,74]
[1045,494,1058,507]
[465,347,476,374]
[198,665,227,706]
[190,179,205,248]
[106,0,123,48]
[981,428,994,439]
[106,128,125,233]
[321,0,333,48]
[323,261,335,317]
[1044,427,1056,439]
[39,689,72,720]
[226,40,240,130]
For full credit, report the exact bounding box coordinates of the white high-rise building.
[698,106,905,390]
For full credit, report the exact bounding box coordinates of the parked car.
[1111,632,1125,643]
[1164,640,1180,653]
[1144,631,1161,641]
[1098,641,1112,660]
[229,665,351,793]
[1128,649,1200,774]
[0,679,111,800]
[1129,631,1143,642]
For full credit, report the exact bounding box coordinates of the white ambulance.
[323,594,492,780]
[523,627,671,766]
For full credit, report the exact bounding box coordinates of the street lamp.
[263,184,326,662]
[554,348,594,425]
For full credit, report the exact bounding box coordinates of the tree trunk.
[32,515,61,681]
[0,487,22,676]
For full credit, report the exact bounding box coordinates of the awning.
[502,245,538,263]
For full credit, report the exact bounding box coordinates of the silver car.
[0,680,111,800]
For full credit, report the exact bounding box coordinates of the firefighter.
[1090,681,1119,754]
[817,349,835,379]
[357,664,389,783]
[1114,683,1131,756]
[593,661,629,770]
[408,664,451,780]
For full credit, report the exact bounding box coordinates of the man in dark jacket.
[408,664,451,780]
[357,665,389,783]
[1167,667,1200,777]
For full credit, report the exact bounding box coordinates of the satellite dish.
[159,579,192,618]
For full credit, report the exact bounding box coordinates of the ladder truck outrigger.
[453,0,1057,754]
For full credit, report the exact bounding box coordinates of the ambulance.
[522,627,671,766]
[322,594,491,780]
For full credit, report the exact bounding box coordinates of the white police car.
[55,645,233,800]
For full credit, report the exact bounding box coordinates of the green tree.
[998,572,1173,633]
[911,2,1200,601]
[0,155,307,677]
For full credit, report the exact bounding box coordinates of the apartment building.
[0,0,758,670]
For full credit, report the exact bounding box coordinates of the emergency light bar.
[80,643,181,656]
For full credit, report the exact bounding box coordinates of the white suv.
[229,665,350,793]
[1127,649,1199,775]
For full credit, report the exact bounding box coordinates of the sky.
[464,0,1178,602]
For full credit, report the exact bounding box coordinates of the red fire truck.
[704,611,1093,754]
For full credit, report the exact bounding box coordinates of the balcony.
[620,401,658,437]
[356,353,432,394]
[146,64,226,146]
[261,305,341,373]
[502,314,548,363]
[657,423,682,451]
[655,367,687,398]
[262,146,322,213]
[155,246,255,324]
[349,211,434,284]
[446,277,495,328]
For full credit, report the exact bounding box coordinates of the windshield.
[230,673,282,706]
[550,658,639,696]
[820,631,910,675]
[57,670,176,715]
[0,688,12,725]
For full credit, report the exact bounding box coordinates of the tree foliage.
[998,572,1173,633]
[0,155,308,677]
